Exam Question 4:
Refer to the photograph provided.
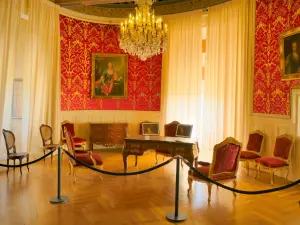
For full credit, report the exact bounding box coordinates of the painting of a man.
[91,53,128,98]
[280,29,300,79]
[285,41,300,74]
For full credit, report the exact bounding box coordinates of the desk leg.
[123,152,129,172]
[135,155,138,167]
[194,156,198,167]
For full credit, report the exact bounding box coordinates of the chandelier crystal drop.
[119,0,168,61]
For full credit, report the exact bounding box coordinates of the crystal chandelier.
[119,0,168,61]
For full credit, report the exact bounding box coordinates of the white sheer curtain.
[203,0,255,150]
[0,0,21,156]
[22,0,60,153]
[162,10,203,140]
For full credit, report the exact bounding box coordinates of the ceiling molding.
[61,0,230,18]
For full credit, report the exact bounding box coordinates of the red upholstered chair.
[239,130,264,175]
[64,129,103,183]
[61,120,86,150]
[155,121,180,164]
[188,137,242,202]
[255,134,294,185]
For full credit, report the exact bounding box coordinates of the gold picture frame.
[142,122,160,136]
[280,27,300,80]
[91,53,128,98]
[175,124,193,138]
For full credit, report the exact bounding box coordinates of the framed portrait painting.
[91,53,128,98]
[142,123,160,136]
[280,27,300,80]
[175,124,193,138]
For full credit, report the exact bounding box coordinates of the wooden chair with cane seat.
[64,129,103,183]
[61,120,87,150]
[40,124,60,163]
[239,130,264,175]
[2,129,29,175]
[255,134,294,185]
[187,137,242,202]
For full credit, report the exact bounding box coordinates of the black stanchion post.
[50,147,69,204]
[166,157,187,222]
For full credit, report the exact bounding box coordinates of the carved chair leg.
[255,164,259,179]
[68,161,72,175]
[246,161,250,176]
[19,158,22,175]
[43,150,46,162]
[98,165,104,181]
[270,169,274,185]
[232,180,237,198]
[6,159,9,175]
[286,169,289,183]
[26,155,29,171]
[155,152,158,165]
[207,182,212,202]
[51,151,53,163]
[13,160,15,171]
[187,177,193,195]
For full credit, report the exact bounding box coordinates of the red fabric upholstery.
[193,165,236,181]
[247,133,263,152]
[256,157,288,168]
[73,137,86,144]
[164,121,180,137]
[74,150,88,154]
[75,153,103,166]
[273,137,292,160]
[197,161,211,166]
[240,151,261,160]
[213,143,240,174]
[62,123,75,137]
[197,165,210,175]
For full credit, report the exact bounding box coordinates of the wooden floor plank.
[0,151,300,225]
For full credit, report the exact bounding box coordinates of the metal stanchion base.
[166,212,187,222]
[49,196,69,204]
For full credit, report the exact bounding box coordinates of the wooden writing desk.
[122,136,199,171]
[89,123,128,150]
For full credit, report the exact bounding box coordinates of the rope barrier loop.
[180,156,300,195]
[63,148,174,176]
[0,150,56,168]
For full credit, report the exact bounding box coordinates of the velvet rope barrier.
[63,149,174,176]
[0,150,55,168]
[181,157,300,195]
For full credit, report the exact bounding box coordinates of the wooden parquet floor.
[0,151,300,225]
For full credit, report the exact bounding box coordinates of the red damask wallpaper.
[254,0,300,115]
[60,15,162,111]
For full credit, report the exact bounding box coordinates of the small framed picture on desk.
[142,122,159,136]
[176,124,193,138]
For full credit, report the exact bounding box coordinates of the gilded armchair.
[188,137,242,202]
